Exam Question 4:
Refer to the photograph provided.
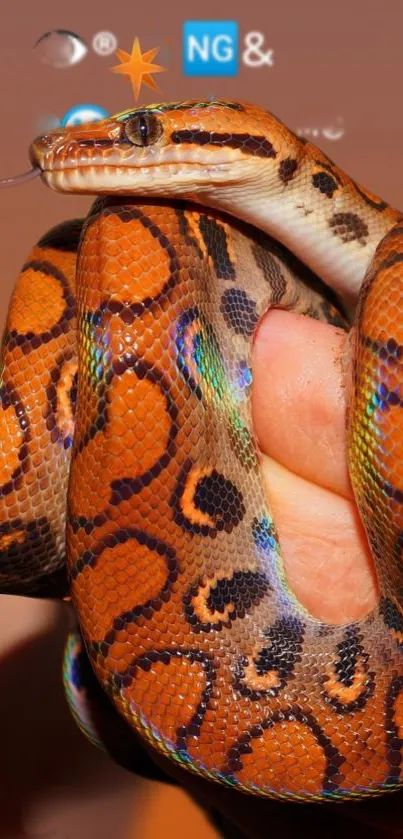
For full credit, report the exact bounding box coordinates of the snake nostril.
[29,133,65,167]
[29,141,42,168]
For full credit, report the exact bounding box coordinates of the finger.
[261,456,377,621]
[252,310,350,498]
[252,309,376,621]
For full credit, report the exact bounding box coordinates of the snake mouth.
[29,129,257,196]
[37,158,250,195]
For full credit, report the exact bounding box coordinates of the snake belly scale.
[1,98,403,803]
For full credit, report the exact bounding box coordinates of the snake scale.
[1,98,403,804]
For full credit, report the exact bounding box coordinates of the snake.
[0,97,403,805]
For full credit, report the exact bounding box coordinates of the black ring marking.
[198,215,236,280]
[71,528,178,642]
[220,288,259,337]
[183,569,271,633]
[0,383,30,496]
[319,299,348,329]
[172,459,245,537]
[233,616,305,699]
[251,242,286,304]
[313,159,343,186]
[70,356,178,532]
[5,260,76,353]
[279,158,298,184]
[222,709,345,794]
[171,130,277,158]
[103,647,216,756]
[38,218,84,252]
[328,213,369,246]
[312,171,339,198]
[82,203,181,318]
[175,207,204,261]
[249,227,343,312]
[322,627,375,713]
[350,179,388,211]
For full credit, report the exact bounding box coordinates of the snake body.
[1,99,403,802]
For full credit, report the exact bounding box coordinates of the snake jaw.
[29,101,272,198]
[29,135,258,198]
[34,159,256,199]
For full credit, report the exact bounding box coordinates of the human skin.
[148,309,403,839]
[253,309,377,626]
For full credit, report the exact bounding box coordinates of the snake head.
[29,99,292,217]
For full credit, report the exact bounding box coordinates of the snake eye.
[124,112,163,147]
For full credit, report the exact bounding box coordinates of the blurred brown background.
[0,0,402,836]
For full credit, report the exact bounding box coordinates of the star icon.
[111,37,167,101]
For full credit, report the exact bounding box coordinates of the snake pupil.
[124,112,163,147]
[139,116,148,144]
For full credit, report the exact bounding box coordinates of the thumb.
[251,309,377,624]
[252,309,349,497]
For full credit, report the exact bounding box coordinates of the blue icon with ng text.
[183,21,238,76]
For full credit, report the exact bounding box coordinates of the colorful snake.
[1,98,403,803]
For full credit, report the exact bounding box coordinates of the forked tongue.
[0,167,41,188]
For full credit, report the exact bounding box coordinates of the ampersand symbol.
[242,32,274,68]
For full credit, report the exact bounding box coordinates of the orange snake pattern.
[1,99,403,802]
